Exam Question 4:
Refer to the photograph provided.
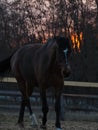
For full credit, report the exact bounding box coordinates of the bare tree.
[0,0,98,81]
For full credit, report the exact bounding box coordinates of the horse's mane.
[44,38,56,49]
[47,36,70,47]
[46,36,72,54]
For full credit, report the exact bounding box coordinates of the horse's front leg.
[40,90,49,129]
[55,91,62,130]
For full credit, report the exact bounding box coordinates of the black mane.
[47,36,72,56]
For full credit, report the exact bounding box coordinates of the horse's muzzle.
[63,64,71,77]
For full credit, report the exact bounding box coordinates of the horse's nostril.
[63,64,71,77]
[66,64,71,69]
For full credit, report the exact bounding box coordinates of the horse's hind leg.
[17,96,25,128]
[18,97,33,127]
[17,82,32,127]
[40,90,49,129]
[26,98,32,115]
[26,98,38,127]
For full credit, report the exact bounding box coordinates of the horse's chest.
[46,72,63,86]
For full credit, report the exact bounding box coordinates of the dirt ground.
[0,110,98,130]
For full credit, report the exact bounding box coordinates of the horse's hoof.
[40,124,47,129]
[56,128,62,130]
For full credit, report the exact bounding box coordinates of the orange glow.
[39,31,83,53]
[71,32,83,52]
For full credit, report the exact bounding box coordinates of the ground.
[0,110,98,130]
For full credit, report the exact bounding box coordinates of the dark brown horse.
[0,36,71,130]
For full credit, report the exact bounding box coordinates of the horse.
[0,36,72,130]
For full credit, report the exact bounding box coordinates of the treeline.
[0,0,98,82]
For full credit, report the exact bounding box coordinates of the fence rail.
[0,77,98,112]
[0,77,98,87]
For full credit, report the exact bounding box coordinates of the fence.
[0,77,98,112]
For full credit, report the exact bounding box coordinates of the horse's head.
[54,36,72,77]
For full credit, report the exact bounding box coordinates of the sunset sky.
[7,0,97,9]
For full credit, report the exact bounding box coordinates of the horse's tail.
[0,51,16,74]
